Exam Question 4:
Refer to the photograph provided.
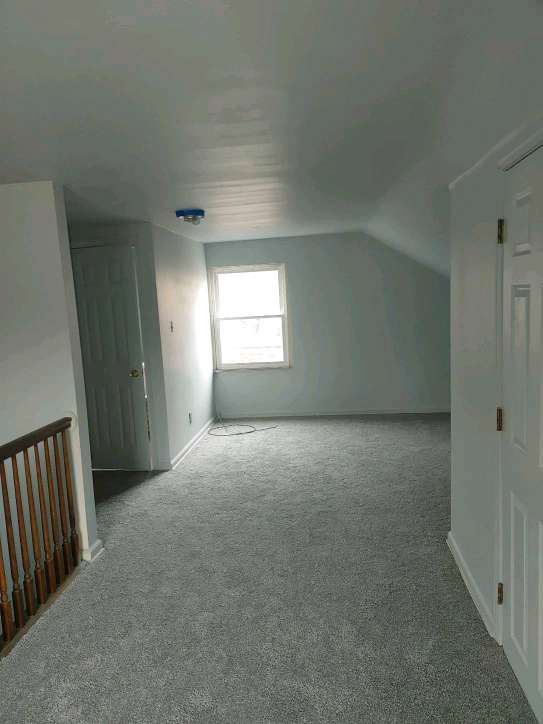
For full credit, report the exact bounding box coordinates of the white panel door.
[502,145,543,721]
[72,244,150,470]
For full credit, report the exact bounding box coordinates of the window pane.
[219,317,284,365]
[217,270,281,317]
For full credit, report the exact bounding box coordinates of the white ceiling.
[2,1,543,274]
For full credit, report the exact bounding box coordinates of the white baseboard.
[220,409,450,419]
[170,417,215,470]
[447,532,496,640]
[82,538,104,563]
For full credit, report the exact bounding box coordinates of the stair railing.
[0,418,80,645]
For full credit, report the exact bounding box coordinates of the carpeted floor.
[0,415,535,723]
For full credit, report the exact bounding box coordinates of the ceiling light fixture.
[175,208,205,225]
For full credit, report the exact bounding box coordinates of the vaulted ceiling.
[2,1,543,274]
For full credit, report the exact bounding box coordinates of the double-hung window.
[208,263,289,370]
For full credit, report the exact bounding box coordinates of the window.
[208,264,289,370]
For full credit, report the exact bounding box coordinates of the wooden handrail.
[0,418,71,463]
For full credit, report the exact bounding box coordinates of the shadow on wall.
[373,237,450,408]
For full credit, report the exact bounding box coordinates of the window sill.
[214,363,291,372]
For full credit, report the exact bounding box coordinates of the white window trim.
[208,263,290,371]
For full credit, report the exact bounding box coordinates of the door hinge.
[497,218,505,245]
[497,582,504,605]
[496,406,504,432]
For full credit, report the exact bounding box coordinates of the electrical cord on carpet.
[208,413,278,437]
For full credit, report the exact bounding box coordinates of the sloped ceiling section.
[1,1,543,275]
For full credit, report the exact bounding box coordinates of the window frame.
[208,263,290,371]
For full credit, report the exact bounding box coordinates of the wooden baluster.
[11,456,36,616]
[23,449,47,606]
[0,530,15,642]
[0,461,25,628]
[52,435,72,575]
[33,444,56,594]
[61,429,80,565]
[44,439,65,584]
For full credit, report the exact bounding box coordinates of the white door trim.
[495,230,505,645]
[498,127,543,172]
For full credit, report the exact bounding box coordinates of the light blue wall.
[206,232,450,418]
[152,226,214,465]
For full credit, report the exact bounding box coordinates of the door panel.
[502,145,543,721]
[511,286,530,451]
[511,491,528,664]
[72,245,150,470]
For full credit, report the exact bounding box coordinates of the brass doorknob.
[129,368,141,378]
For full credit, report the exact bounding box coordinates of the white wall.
[152,226,214,466]
[449,163,504,638]
[206,232,450,418]
[0,182,100,560]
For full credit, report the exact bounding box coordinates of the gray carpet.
[0,415,535,723]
